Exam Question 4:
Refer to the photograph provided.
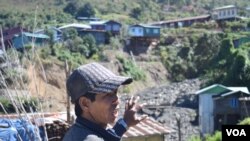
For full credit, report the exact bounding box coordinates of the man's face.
[88,90,119,127]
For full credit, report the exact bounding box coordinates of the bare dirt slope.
[28,63,68,112]
[27,51,169,113]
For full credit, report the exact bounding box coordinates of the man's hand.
[123,96,147,128]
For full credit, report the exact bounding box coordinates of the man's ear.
[79,97,91,111]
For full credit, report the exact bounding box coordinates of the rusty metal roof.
[123,118,173,138]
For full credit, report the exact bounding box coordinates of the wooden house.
[90,20,122,36]
[35,27,63,42]
[211,5,239,21]
[0,27,28,49]
[196,84,250,135]
[151,15,211,28]
[78,29,106,45]
[128,24,160,38]
[126,24,160,55]
[12,32,49,49]
[89,20,122,43]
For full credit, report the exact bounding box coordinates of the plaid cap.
[66,62,133,103]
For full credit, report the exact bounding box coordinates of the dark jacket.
[63,116,127,141]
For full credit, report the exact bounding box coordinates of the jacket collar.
[76,116,120,141]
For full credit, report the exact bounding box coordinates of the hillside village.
[0,1,250,141]
[1,5,249,53]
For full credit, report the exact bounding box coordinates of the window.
[230,98,239,108]
[232,10,235,15]
[228,10,230,16]
[113,25,120,31]
[138,28,142,33]
[106,25,111,31]
[146,29,150,33]
[153,29,159,34]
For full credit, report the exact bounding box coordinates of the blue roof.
[22,32,50,39]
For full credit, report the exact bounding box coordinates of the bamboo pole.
[64,60,71,123]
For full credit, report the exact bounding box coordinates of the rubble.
[120,78,203,141]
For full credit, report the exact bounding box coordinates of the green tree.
[44,27,56,56]
[62,28,78,40]
[130,7,142,20]
[194,33,221,73]
[82,34,98,58]
[63,2,78,16]
[76,2,95,18]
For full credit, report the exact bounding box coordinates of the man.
[63,62,147,141]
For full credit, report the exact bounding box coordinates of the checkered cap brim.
[66,62,133,103]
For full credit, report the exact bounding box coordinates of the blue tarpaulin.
[0,118,41,141]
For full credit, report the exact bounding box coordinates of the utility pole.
[64,60,71,123]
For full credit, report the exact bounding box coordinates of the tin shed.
[196,84,250,135]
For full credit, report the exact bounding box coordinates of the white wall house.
[212,5,238,20]
[128,26,144,37]
[128,24,160,37]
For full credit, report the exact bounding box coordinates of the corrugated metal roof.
[227,87,250,94]
[59,23,91,30]
[195,84,229,95]
[123,118,172,138]
[150,14,210,25]
[213,5,236,10]
[130,24,161,29]
[22,32,50,39]
[89,21,107,25]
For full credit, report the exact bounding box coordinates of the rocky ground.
[120,78,203,141]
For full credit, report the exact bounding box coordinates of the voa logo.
[226,129,246,136]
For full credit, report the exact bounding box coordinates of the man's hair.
[75,92,96,117]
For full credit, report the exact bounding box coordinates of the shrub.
[0,97,38,113]
[205,131,222,141]
[188,135,202,141]
[110,37,123,50]
[116,56,146,81]
[238,117,250,125]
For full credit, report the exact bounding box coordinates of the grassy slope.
[0,0,249,22]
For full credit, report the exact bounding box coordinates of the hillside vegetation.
[0,0,249,28]
[0,0,250,112]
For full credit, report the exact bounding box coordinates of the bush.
[116,56,146,81]
[0,97,38,114]
[0,98,14,113]
[110,37,123,50]
[238,117,250,125]
[205,131,222,141]
[188,135,202,141]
